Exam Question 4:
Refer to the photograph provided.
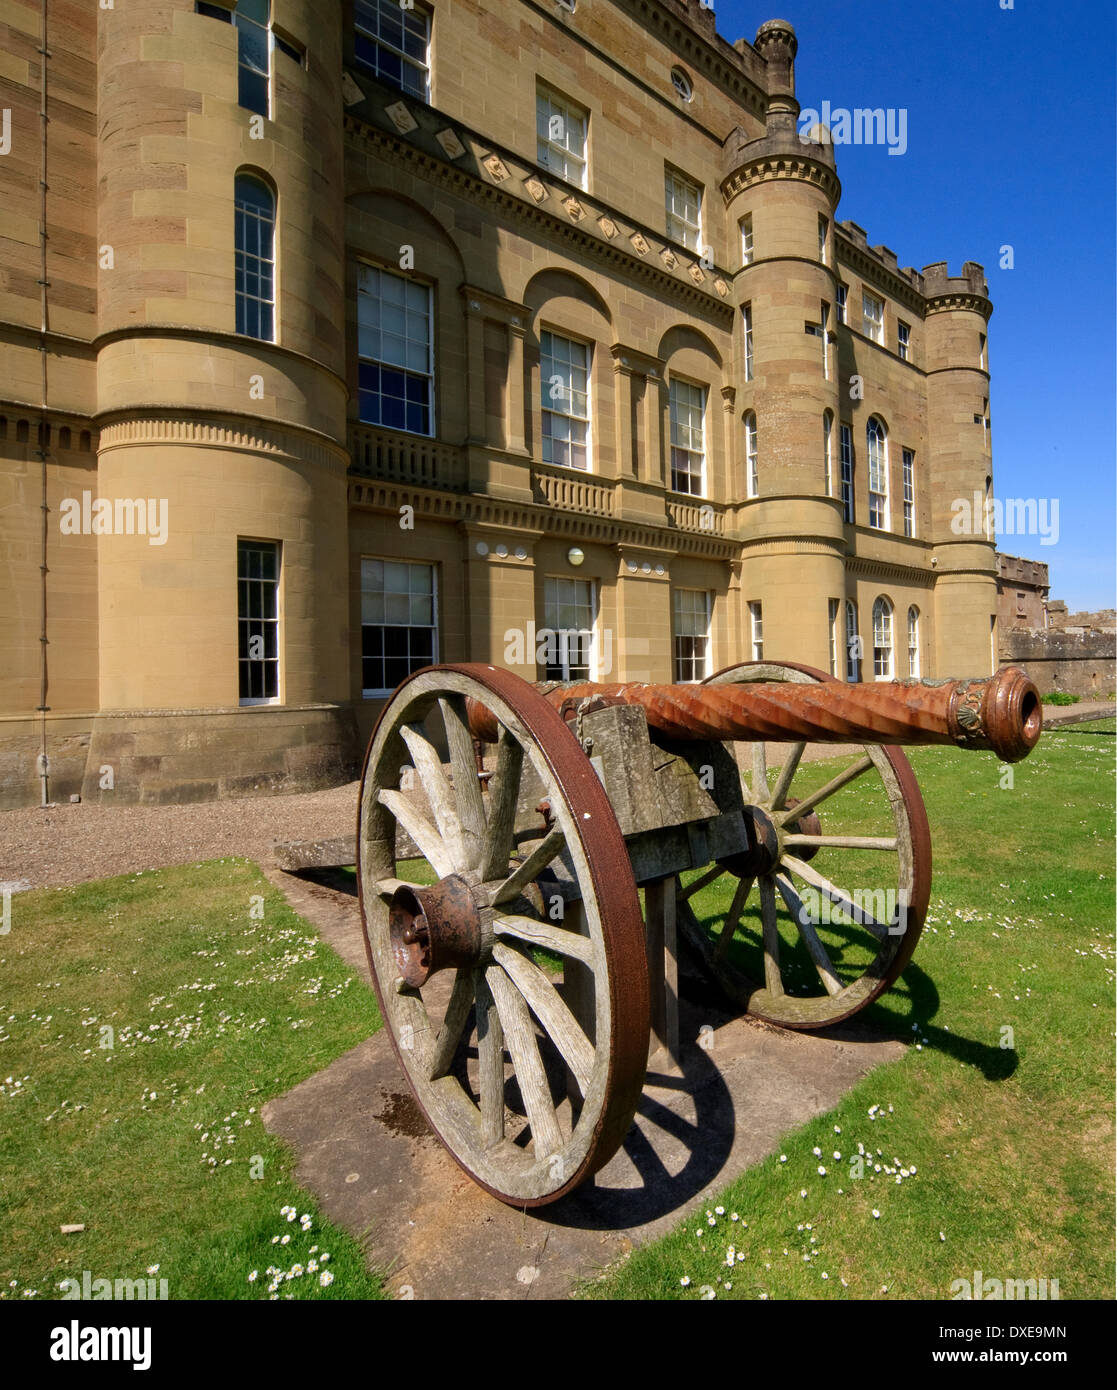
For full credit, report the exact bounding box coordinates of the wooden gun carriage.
[355,660,1042,1206]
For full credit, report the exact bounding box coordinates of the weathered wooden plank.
[774,872,844,996]
[377,789,454,878]
[491,827,565,905]
[493,942,594,1095]
[428,968,475,1080]
[493,914,597,967]
[474,968,505,1148]
[480,730,524,881]
[774,754,873,823]
[487,964,563,1159]
[273,834,356,872]
[439,695,487,868]
[399,723,465,866]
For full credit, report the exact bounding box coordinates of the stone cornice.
[925,293,993,321]
[721,152,841,207]
[845,554,937,586]
[97,411,350,471]
[344,114,735,321]
[348,479,739,561]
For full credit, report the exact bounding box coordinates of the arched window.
[845,598,860,682]
[867,416,889,529]
[234,172,276,341]
[823,410,833,495]
[873,596,894,679]
[907,606,920,677]
[744,411,758,498]
[984,474,993,540]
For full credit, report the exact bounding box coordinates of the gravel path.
[0,782,362,891]
[5,701,1107,894]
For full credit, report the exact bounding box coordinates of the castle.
[0,0,1000,808]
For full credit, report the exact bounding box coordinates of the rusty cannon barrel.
[468,666,1042,764]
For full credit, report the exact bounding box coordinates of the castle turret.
[723,19,845,666]
[923,260,997,673]
[88,0,353,800]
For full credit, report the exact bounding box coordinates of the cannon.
[355,660,1041,1206]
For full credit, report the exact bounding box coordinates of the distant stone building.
[0,0,1005,808]
[996,554,1050,631]
[996,555,1115,697]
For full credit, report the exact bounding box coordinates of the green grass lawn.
[0,859,386,1301]
[583,719,1115,1300]
[1,720,1112,1301]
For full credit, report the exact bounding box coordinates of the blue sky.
[716,0,1115,611]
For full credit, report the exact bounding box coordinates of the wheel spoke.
[773,754,873,824]
[715,875,754,963]
[474,968,505,1148]
[438,696,487,870]
[480,729,524,881]
[750,739,769,806]
[780,854,891,942]
[427,968,475,1081]
[758,874,783,996]
[491,827,566,905]
[784,833,898,852]
[487,965,564,1159]
[376,789,455,878]
[773,872,843,996]
[399,723,465,866]
[770,742,805,811]
[493,942,594,1095]
[493,914,597,967]
[679,862,725,901]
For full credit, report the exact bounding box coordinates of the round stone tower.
[923,260,997,674]
[724,19,846,667]
[88,0,353,801]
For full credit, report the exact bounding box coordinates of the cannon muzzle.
[468,666,1042,764]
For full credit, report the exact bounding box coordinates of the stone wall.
[1000,628,1116,698]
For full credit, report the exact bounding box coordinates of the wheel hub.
[389,874,483,988]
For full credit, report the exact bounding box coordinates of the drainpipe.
[35,0,50,806]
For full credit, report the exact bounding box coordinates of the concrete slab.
[262,870,906,1300]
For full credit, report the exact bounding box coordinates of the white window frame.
[742,303,754,381]
[353,0,431,102]
[818,214,829,265]
[897,319,910,361]
[840,423,854,523]
[862,289,884,344]
[902,447,915,537]
[823,411,833,495]
[672,588,712,683]
[845,598,861,682]
[360,557,439,697]
[356,262,435,437]
[745,411,758,498]
[873,596,894,681]
[238,538,281,706]
[542,575,597,681]
[867,416,889,530]
[536,84,588,190]
[748,601,763,662]
[664,167,702,252]
[837,283,847,324]
[907,605,920,678]
[740,213,754,266]
[541,329,591,471]
[669,377,706,497]
[828,597,840,677]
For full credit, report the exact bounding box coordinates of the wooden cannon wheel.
[675,661,933,1029]
[357,664,650,1206]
